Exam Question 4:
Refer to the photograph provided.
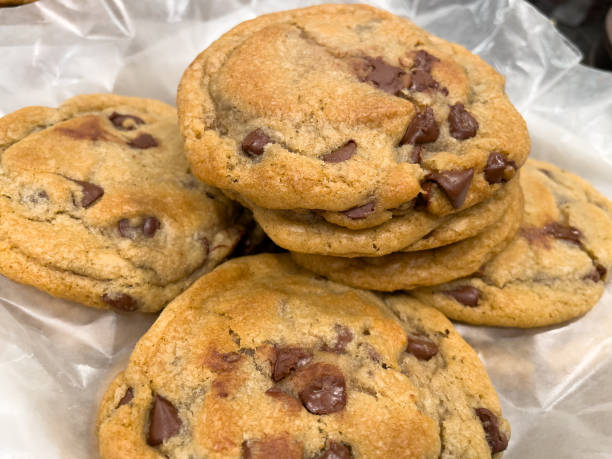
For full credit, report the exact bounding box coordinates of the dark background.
[526,0,612,70]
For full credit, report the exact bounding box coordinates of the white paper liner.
[1,0,611,457]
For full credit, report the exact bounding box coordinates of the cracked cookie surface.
[410,159,612,327]
[96,254,509,458]
[177,4,529,228]
[0,94,242,312]
[291,184,522,291]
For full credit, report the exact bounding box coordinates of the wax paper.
[1,0,611,457]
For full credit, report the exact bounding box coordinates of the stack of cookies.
[177,7,528,296]
[2,3,612,458]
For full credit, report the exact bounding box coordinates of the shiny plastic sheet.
[1,1,611,457]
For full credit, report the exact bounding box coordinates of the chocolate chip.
[544,222,582,245]
[358,57,409,95]
[475,407,508,454]
[242,129,271,157]
[117,387,133,407]
[448,103,478,140]
[412,50,439,72]
[414,181,435,210]
[410,145,423,164]
[298,363,347,415]
[109,112,145,131]
[322,324,353,353]
[427,169,474,209]
[102,293,138,312]
[128,133,158,149]
[147,394,182,446]
[343,200,376,220]
[584,264,607,282]
[443,286,481,307]
[322,141,356,163]
[484,152,517,184]
[405,334,439,360]
[409,69,439,92]
[400,107,439,145]
[272,347,313,382]
[70,179,104,208]
[319,441,353,459]
[142,216,161,238]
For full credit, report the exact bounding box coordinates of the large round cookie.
[96,254,509,458]
[0,94,242,313]
[410,160,612,327]
[254,175,520,257]
[178,4,529,228]
[291,187,523,291]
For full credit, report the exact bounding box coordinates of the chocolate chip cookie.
[291,186,522,291]
[410,159,612,327]
[0,94,242,312]
[253,175,520,257]
[177,4,529,229]
[97,254,509,458]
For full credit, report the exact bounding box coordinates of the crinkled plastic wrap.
[1,0,611,457]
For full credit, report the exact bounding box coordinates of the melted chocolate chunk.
[242,129,271,157]
[475,407,509,454]
[443,286,481,307]
[358,57,409,95]
[322,141,356,163]
[405,334,439,360]
[412,50,439,72]
[544,222,582,245]
[147,394,182,446]
[410,145,423,164]
[484,152,517,184]
[343,201,376,220]
[71,179,104,208]
[298,363,347,415]
[409,69,439,92]
[117,387,133,407]
[319,441,353,459]
[109,112,145,131]
[584,264,607,282]
[128,133,158,149]
[322,324,353,353]
[427,169,474,209]
[400,107,439,145]
[142,216,161,238]
[448,103,478,140]
[272,347,313,382]
[414,181,435,211]
[102,293,137,312]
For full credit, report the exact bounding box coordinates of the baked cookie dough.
[291,187,522,291]
[253,175,520,257]
[97,254,509,458]
[178,4,529,228]
[410,159,612,327]
[0,94,242,312]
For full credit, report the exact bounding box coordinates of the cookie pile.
[177,3,530,284]
[1,3,611,458]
